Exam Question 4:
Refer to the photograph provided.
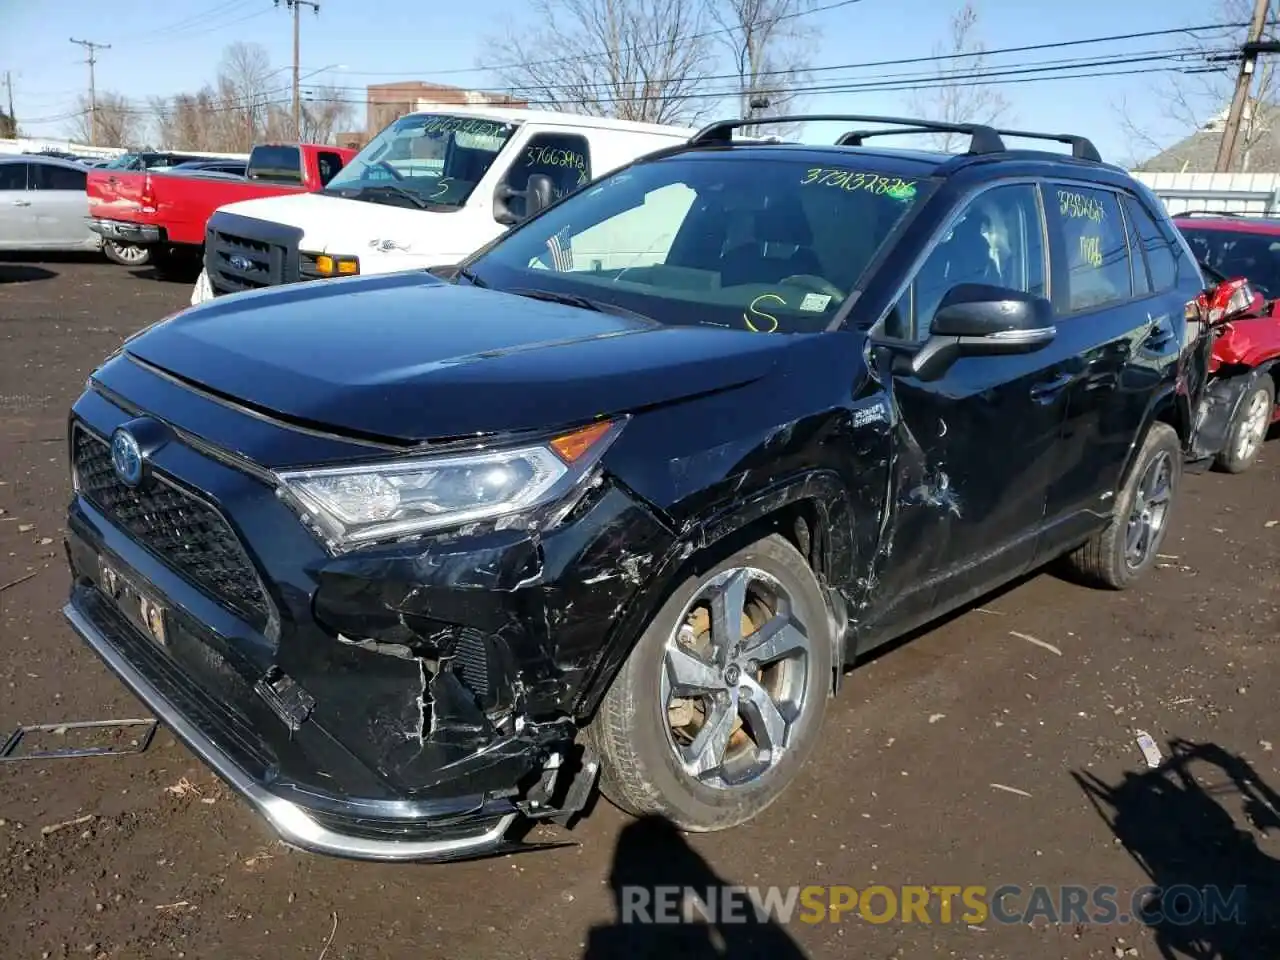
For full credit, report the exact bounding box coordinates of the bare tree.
[68,91,143,147]
[709,0,817,136]
[0,109,15,139]
[907,2,1011,152]
[482,0,719,125]
[299,84,354,143]
[1116,0,1280,170]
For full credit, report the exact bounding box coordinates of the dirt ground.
[0,256,1277,960]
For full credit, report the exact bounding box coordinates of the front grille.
[72,427,271,628]
[207,228,292,296]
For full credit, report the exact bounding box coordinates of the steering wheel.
[779,274,844,300]
[374,160,405,181]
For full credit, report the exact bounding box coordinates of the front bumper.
[87,218,162,245]
[63,361,674,860]
[64,593,517,861]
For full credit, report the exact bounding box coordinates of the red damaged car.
[1176,213,1280,473]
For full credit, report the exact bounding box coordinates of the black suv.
[63,115,1209,862]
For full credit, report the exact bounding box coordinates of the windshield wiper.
[455,266,487,288]
[344,183,434,210]
[508,288,658,325]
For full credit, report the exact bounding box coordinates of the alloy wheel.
[660,566,812,790]
[1236,389,1272,463]
[1124,451,1173,569]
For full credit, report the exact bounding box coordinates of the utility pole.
[1215,0,1272,172]
[276,0,320,141]
[2,71,14,136]
[69,38,110,145]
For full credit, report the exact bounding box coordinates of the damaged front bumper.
[65,594,532,861]
[62,374,671,861]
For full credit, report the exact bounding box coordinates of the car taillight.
[140,174,156,212]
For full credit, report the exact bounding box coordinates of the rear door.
[0,162,34,246]
[29,161,90,246]
[1038,183,1183,551]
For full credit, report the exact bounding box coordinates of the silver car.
[0,155,101,251]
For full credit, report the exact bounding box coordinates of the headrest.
[754,204,812,246]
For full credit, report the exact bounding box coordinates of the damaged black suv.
[64,115,1209,862]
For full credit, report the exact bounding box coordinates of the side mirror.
[892,283,1056,381]
[524,173,555,218]
[493,173,556,227]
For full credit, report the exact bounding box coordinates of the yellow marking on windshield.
[799,168,917,199]
[1079,234,1104,268]
[745,293,785,333]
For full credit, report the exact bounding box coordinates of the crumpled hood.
[123,272,799,443]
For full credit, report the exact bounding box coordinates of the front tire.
[1214,378,1274,474]
[587,534,832,832]
[102,240,150,267]
[1063,422,1181,590]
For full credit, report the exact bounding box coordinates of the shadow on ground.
[1075,739,1280,959]
[582,814,807,959]
[0,264,57,284]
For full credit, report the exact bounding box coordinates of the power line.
[341,0,869,78]
[69,37,110,144]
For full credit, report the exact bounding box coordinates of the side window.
[1046,185,1131,313]
[887,183,1046,341]
[30,163,87,191]
[1124,202,1152,297]
[0,163,26,191]
[504,133,592,219]
[316,151,344,186]
[1123,196,1178,292]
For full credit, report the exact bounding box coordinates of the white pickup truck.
[191,106,696,303]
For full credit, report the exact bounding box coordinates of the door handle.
[11,199,31,206]
[1029,371,1075,403]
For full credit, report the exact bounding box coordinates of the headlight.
[314,254,360,276]
[276,419,624,547]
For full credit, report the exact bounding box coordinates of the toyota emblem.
[110,428,144,487]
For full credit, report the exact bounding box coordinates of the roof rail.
[688,114,1006,154]
[986,126,1101,162]
[689,114,1103,162]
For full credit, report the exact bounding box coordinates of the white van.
[191,106,696,303]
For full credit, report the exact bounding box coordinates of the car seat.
[719,204,823,287]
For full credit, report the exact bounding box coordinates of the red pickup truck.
[88,142,355,272]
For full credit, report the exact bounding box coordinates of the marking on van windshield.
[1058,189,1105,222]
[409,116,512,138]
[799,168,918,198]
[1079,234,1104,268]
[744,293,785,332]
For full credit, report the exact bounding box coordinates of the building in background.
[335,82,527,149]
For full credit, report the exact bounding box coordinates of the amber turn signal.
[550,420,615,463]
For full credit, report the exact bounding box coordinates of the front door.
[865,181,1074,632]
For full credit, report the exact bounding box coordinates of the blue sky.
[0,0,1246,164]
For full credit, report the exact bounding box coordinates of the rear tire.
[1214,378,1274,474]
[102,240,150,267]
[1062,422,1181,590]
[587,534,832,832]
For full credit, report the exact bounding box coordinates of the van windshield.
[466,154,933,334]
[322,113,518,210]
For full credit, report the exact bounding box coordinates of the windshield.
[323,113,518,209]
[104,153,142,170]
[1179,225,1280,298]
[467,154,932,333]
